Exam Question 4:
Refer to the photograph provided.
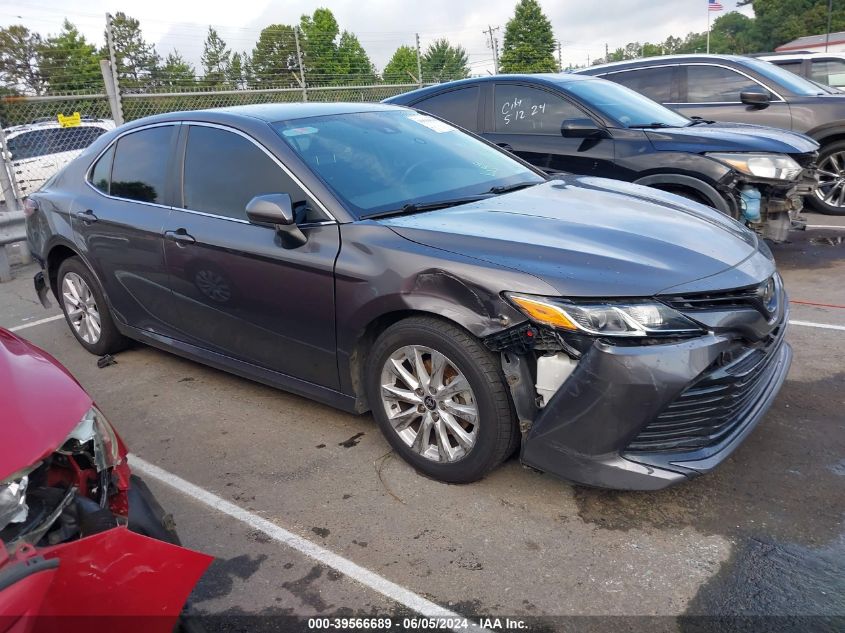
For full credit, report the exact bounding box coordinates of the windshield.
[740,57,827,96]
[563,79,689,129]
[272,110,543,218]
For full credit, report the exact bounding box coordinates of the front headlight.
[59,406,122,472]
[506,293,704,337]
[706,152,802,181]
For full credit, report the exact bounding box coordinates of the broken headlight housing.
[506,294,704,338]
[58,406,122,472]
[706,152,802,181]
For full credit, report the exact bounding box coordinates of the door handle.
[75,209,98,225]
[164,228,196,246]
[497,143,514,152]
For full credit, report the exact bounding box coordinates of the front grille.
[626,321,786,453]
[661,274,781,321]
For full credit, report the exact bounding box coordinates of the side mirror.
[561,118,609,139]
[246,193,307,248]
[740,91,771,107]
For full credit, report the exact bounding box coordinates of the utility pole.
[556,40,562,71]
[104,13,124,126]
[294,26,307,101]
[605,42,609,62]
[415,33,423,87]
[826,0,833,51]
[484,25,500,74]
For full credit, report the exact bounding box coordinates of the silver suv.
[756,51,845,92]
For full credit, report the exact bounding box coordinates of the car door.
[672,63,793,129]
[72,123,182,336]
[162,123,341,389]
[482,82,615,176]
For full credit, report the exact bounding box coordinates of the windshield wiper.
[361,196,486,220]
[487,181,541,194]
[686,117,715,126]
[628,122,674,129]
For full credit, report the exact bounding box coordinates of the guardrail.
[0,211,27,282]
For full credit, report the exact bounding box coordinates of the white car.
[756,51,845,92]
[3,118,115,201]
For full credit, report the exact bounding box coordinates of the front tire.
[57,257,128,356]
[809,140,845,215]
[366,316,518,483]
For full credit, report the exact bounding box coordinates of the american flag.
[709,0,724,10]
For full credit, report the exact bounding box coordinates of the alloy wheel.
[816,151,845,208]
[61,272,102,344]
[379,345,479,463]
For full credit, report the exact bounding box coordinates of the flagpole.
[707,2,711,54]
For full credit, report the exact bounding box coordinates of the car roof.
[383,73,600,103]
[4,119,115,135]
[758,51,845,61]
[123,102,405,128]
[579,54,756,73]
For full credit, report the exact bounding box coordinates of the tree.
[707,12,759,54]
[335,31,376,84]
[201,27,230,87]
[739,0,845,51]
[39,20,100,93]
[499,0,557,73]
[106,12,160,92]
[421,39,469,82]
[299,8,339,84]
[228,51,248,89]
[160,50,195,89]
[383,45,419,83]
[0,25,44,95]
[250,24,297,87]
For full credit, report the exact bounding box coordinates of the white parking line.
[8,314,63,332]
[129,455,490,632]
[807,224,845,230]
[789,320,845,332]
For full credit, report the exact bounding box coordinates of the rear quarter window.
[411,86,481,132]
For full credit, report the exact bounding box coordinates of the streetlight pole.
[826,0,833,52]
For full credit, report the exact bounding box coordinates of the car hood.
[0,329,92,479]
[645,122,819,154]
[381,177,769,298]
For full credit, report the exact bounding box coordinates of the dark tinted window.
[811,59,845,89]
[605,66,673,102]
[494,84,582,134]
[110,126,173,204]
[7,126,107,161]
[772,60,804,75]
[684,65,765,103]
[412,87,480,131]
[183,126,321,223]
[89,144,114,194]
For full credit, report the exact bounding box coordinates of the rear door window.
[412,86,481,132]
[182,125,324,223]
[811,58,845,89]
[110,126,174,204]
[683,65,768,103]
[604,66,675,102]
[493,84,583,134]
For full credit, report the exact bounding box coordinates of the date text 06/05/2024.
[306,617,529,630]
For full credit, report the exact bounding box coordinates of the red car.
[0,328,211,633]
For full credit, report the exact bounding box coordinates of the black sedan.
[27,103,791,490]
[384,73,819,242]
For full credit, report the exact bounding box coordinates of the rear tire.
[808,140,845,215]
[366,316,518,484]
[57,256,128,356]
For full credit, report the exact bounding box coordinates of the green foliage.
[422,39,469,82]
[741,0,845,51]
[0,25,44,95]
[500,0,557,73]
[107,12,160,92]
[201,27,231,87]
[384,45,419,84]
[38,20,100,93]
[160,50,196,89]
[299,8,376,85]
[228,51,250,89]
[250,24,297,87]
[336,31,376,84]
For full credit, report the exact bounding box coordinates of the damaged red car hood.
[0,328,92,479]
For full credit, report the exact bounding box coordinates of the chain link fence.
[0,81,426,213]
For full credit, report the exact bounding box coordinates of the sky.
[0,0,753,76]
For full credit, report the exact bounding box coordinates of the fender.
[803,122,845,145]
[633,173,731,214]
